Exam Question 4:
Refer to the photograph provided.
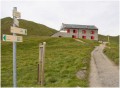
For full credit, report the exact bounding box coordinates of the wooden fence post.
[37,64,40,83]
[38,43,42,84]
[38,42,46,86]
[41,42,46,86]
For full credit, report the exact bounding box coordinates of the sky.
[1,0,119,36]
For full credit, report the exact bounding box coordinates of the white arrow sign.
[11,26,27,35]
[3,34,22,42]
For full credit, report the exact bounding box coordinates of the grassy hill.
[98,34,108,41]
[103,35,119,65]
[98,34,119,43]
[1,17,57,36]
[1,36,99,87]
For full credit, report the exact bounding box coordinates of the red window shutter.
[75,30,77,33]
[72,35,77,38]
[72,35,74,38]
[82,36,86,39]
[74,35,76,38]
[91,31,94,34]
[82,30,86,34]
[67,29,70,33]
[82,36,84,39]
[91,36,92,39]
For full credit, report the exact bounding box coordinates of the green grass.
[80,38,99,46]
[103,36,119,65]
[98,34,108,42]
[1,36,99,87]
[1,17,57,36]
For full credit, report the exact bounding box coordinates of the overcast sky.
[1,0,119,36]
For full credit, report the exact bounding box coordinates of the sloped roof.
[61,23,98,30]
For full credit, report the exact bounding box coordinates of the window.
[72,35,76,38]
[82,36,86,39]
[67,29,70,33]
[73,29,77,33]
[82,30,86,34]
[91,30,94,34]
[91,36,94,40]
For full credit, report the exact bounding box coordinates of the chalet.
[52,23,98,40]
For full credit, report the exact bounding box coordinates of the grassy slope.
[1,37,99,87]
[1,17,57,36]
[103,36,119,65]
[98,34,108,42]
[99,34,119,65]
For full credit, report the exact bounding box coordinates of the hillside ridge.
[1,17,57,36]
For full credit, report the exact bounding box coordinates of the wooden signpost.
[38,42,46,86]
[2,7,27,87]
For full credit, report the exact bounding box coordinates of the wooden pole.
[38,64,40,83]
[41,42,46,86]
[38,43,42,84]
[38,42,46,86]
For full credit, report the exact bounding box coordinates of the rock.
[76,70,87,80]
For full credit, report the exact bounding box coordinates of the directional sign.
[13,11,21,18]
[3,34,22,42]
[14,18,19,26]
[11,26,27,35]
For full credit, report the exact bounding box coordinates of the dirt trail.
[89,43,119,87]
[74,39,85,43]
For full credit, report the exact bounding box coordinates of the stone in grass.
[76,68,87,80]
[82,59,88,64]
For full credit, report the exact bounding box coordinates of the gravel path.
[89,43,119,87]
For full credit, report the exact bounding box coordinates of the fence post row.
[38,42,46,86]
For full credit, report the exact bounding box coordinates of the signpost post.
[2,7,27,87]
[13,7,17,87]
[14,18,19,27]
